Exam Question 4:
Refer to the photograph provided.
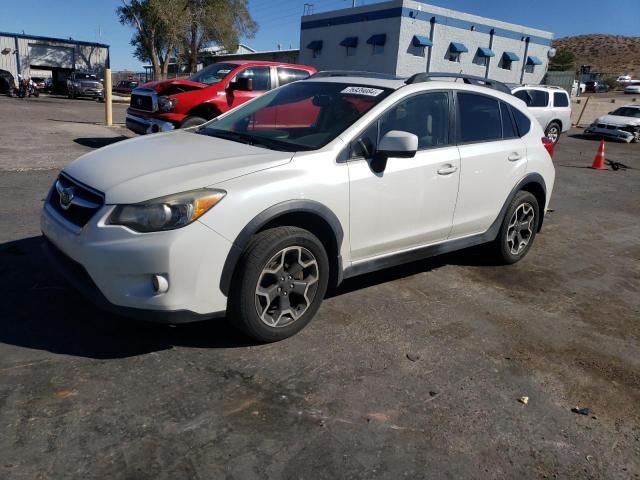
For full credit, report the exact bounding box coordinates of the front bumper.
[126,113,177,135]
[75,88,103,97]
[584,125,637,143]
[41,201,233,321]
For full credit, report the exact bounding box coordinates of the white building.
[299,0,553,84]
[0,31,109,90]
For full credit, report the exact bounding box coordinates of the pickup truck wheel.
[229,227,329,343]
[180,116,207,129]
[545,122,561,144]
[491,191,540,265]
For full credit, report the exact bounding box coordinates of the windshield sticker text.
[341,86,384,96]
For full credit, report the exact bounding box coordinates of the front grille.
[130,93,154,111]
[48,174,104,228]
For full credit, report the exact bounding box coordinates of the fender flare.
[219,200,344,297]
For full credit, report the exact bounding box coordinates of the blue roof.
[340,36,358,48]
[306,40,323,50]
[527,55,543,65]
[412,35,432,47]
[449,42,468,53]
[503,51,520,61]
[477,47,495,58]
[367,34,386,46]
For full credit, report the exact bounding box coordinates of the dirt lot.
[0,95,639,479]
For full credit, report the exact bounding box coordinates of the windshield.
[76,73,98,81]
[197,81,393,151]
[189,63,237,85]
[611,107,640,118]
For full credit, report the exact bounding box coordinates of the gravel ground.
[0,95,638,479]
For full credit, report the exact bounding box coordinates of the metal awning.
[526,55,543,65]
[477,47,495,58]
[306,40,323,50]
[340,37,358,48]
[367,34,386,46]
[449,42,468,53]
[412,35,433,47]
[502,51,520,62]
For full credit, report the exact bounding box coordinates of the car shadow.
[0,236,501,359]
[73,136,130,149]
[0,236,254,360]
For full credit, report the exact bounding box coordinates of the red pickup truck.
[126,60,316,134]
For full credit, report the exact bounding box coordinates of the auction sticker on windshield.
[341,86,384,96]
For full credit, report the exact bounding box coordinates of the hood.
[63,130,293,204]
[593,114,640,127]
[140,78,208,95]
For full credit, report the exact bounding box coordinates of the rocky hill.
[552,34,640,77]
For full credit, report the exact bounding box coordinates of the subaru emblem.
[55,180,75,210]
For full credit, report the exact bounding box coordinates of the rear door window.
[553,92,569,107]
[277,68,311,86]
[458,92,502,143]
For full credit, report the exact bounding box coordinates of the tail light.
[541,136,555,158]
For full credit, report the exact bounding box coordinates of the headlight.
[108,188,225,232]
[158,96,177,112]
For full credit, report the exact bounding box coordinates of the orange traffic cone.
[591,139,606,170]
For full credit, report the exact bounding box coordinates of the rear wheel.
[545,122,561,145]
[180,116,207,129]
[491,191,540,264]
[229,227,329,342]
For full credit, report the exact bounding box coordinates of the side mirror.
[228,77,253,91]
[371,130,418,173]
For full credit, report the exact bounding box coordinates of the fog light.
[152,274,169,294]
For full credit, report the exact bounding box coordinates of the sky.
[1,0,639,71]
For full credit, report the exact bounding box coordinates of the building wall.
[299,0,553,84]
[299,2,402,73]
[0,33,108,80]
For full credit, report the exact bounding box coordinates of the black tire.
[229,227,330,342]
[491,191,540,265]
[180,116,207,129]
[545,122,561,145]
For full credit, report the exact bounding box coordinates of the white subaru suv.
[41,72,555,342]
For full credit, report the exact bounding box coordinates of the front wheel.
[491,191,540,264]
[180,116,207,129]
[229,227,330,342]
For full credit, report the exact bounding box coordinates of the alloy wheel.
[254,246,319,328]
[506,203,536,255]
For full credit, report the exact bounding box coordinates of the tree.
[117,0,189,80]
[181,0,257,73]
[549,48,576,72]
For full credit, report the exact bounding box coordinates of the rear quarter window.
[277,68,311,86]
[553,92,569,107]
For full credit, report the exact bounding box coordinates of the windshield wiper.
[195,129,304,152]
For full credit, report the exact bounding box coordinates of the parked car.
[30,77,46,90]
[113,79,139,94]
[512,85,571,144]
[623,83,640,94]
[42,72,555,341]
[0,69,16,95]
[584,104,640,143]
[66,72,104,99]
[584,81,609,93]
[616,75,632,84]
[572,80,586,95]
[126,60,316,134]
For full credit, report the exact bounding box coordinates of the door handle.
[508,152,522,162]
[437,164,458,175]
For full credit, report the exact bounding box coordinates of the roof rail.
[311,70,401,80]
[405,72,512,95]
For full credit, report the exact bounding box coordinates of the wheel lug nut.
[277,287,282,292]
[290,284,294,288]
[283,292,288,296]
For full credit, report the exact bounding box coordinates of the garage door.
[29,44,74,68]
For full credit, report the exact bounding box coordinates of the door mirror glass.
[377,130,418,158]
